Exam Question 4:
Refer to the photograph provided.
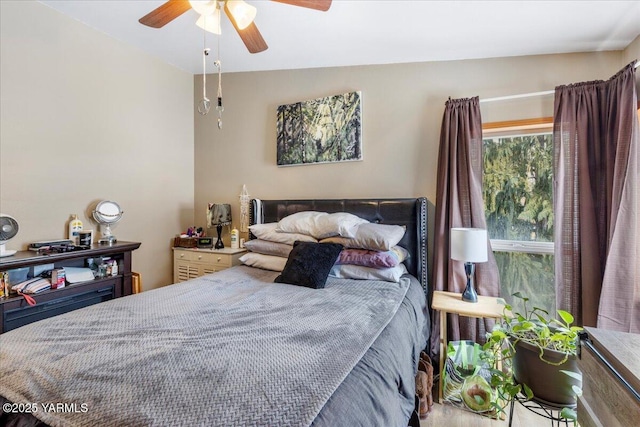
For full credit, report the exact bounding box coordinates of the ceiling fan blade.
[271,0,332,12]
[224,5,268,54]
[236,22,269,54]
[139,0,192,28]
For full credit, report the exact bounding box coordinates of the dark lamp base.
[461,261,478,303]
[215,224,224,249]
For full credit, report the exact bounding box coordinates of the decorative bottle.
[230,228,239,249]
[68,214,83,245]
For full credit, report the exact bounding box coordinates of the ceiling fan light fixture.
[189,0,218,16]
[139,0,331,54]
[196,12,221,34]
[225,0,257,30]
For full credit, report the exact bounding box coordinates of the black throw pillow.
[274,241,343,289]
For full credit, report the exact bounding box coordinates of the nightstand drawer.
[174,250,195,261]
[173,250,231,266]
[191,252,231,268]
[172,247,246,283]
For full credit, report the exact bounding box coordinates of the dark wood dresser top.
[584,326,640,393]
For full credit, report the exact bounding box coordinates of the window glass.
[482,124,555,314]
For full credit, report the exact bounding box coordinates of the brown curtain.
[554,62,639,332]
[429,97,501,360]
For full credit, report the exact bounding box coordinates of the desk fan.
[92,201,123,245]
[0,214,19,257]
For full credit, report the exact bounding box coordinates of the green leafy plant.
[502,292,582,363]
[482,292,583,420]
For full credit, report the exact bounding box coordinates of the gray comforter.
[312,271,429,426]
[0,266,428,427]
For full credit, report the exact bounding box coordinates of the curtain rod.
[480,60,640,104]
[479,90,554,104]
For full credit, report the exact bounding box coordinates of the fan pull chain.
[198,48,211,115]
[215,5,223,130]
[197,15,211,115]
[215,60,223,129]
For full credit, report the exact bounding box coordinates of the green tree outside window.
[482,129,555,314]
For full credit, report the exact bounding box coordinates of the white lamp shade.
[450,228,488,262]
[196,13,221,34]
[189,0,218,16]
[225,0,257,30]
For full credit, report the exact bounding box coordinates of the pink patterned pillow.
[336,246,409,268]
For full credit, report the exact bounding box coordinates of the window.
[482,118,555,314]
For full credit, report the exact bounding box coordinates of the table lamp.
[208,203,232,249]
[450,228,488,303]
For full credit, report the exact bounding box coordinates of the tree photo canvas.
[276,91,362,166]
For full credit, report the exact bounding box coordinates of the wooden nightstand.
[431,290,506,403]
[173,247,246,283]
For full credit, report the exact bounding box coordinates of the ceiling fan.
[139,0,332,54]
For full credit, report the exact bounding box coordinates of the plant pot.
[510,339,582,407]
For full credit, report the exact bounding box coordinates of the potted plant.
[482,292,583,420]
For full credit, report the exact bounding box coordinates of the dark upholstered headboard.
[250,198,428,295]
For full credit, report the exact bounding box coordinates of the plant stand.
[509,393,576,427]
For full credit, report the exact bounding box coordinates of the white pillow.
[329,263,408,283]
[276,211,368,239]
[243,239,293,258]
[239,252,287,272]
[249,222,317,245]
[321,223,406,251]
[323,212,370,238]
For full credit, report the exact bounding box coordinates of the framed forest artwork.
[276,91,362,166]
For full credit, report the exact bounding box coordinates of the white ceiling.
[38,0,640,75]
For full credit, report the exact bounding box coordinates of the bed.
[0,197,430,427]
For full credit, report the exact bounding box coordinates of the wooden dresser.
[578,326,640,426]
[0,241,141,333]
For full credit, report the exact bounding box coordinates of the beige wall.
[193,50,629,272]
[623,35,640,67]
[0,1,194,290]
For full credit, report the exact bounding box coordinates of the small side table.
[173,247,246,283]
[431,290,506,403]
